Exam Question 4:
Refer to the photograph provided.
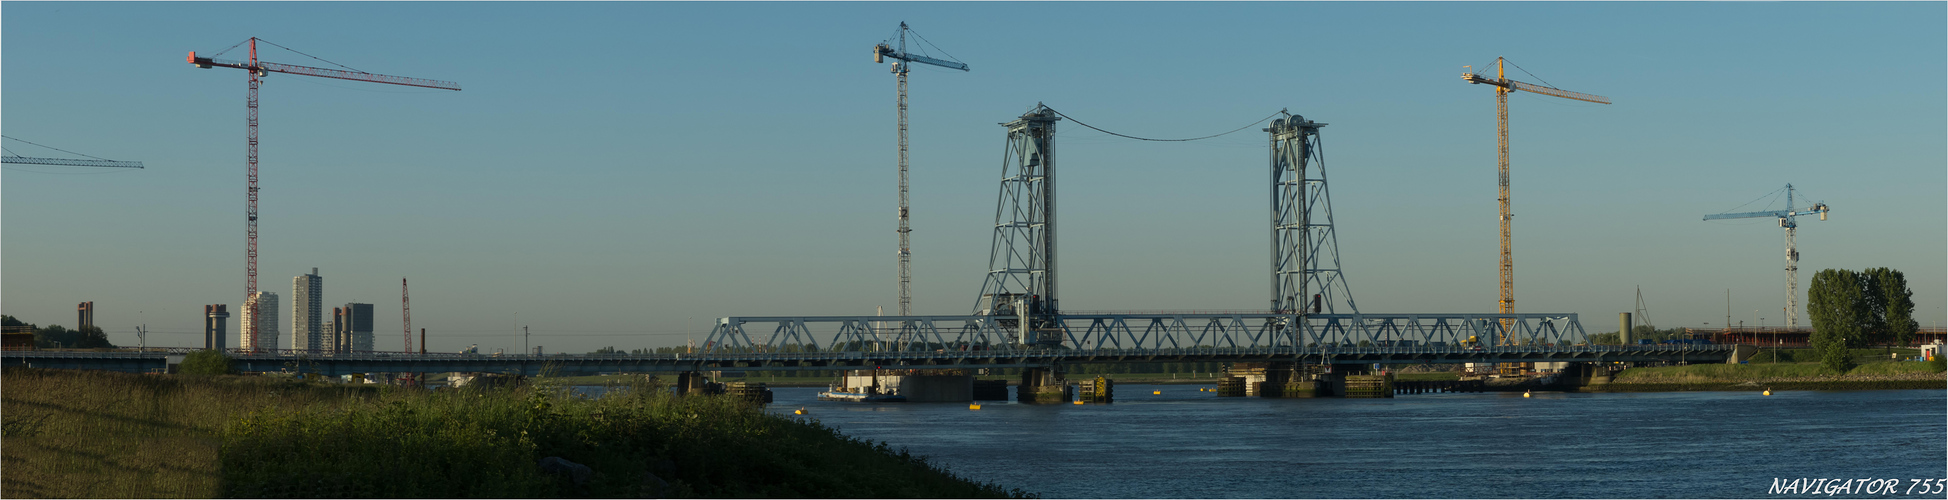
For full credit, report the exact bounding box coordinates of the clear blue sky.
[4,2,1943,353]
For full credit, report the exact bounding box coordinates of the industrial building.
[204,304,229,350]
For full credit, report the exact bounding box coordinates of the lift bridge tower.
[1270,112,1357,319]
[976,105,1062,346]
[973,106,1357,347]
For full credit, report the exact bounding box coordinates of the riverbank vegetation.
[1,367,1030,498]
[1594,356,1943,392]
[1808,267,1918,372]
[1,368,386,497]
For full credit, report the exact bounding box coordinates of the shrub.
[1930,355,1945,374]
[177,350,235,375]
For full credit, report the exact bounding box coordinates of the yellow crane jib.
[1459,57,1609,340]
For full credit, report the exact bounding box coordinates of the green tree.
[179,349,236,375]
[1865,268,1917,346]
[1807,269,1863,372]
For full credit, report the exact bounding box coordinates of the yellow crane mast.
[1461,58,1609,338]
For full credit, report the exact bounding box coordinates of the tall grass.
[5,369,1029,498]
[222,379,1030,498]
[1,368,388,498]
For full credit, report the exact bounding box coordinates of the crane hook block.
[874,46,884,64]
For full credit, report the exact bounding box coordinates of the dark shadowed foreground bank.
[0,368,1031,498]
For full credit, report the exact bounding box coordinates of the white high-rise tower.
[241,291,280,351]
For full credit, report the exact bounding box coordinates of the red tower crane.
[187,38,460,350]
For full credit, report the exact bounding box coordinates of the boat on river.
[817,369,908,402]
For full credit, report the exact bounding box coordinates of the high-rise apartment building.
[76,302,95,331]
[204,304,230,350]
[324,312,340,353]
[324,303,376,353]
[241,292,279,351]
[293,268,324,352]
[343,303,375,352]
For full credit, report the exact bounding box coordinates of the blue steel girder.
[704,312,1586,354]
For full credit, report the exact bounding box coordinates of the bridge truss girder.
[704,312,1588,354]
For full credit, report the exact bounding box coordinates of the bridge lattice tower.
[975,104,1061,346]
[1270,112,1357,318]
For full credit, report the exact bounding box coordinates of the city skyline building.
[204,304,229,350]
[324,312,339,353]
[325,303,376,353]
[241,292,279,351]
[344,302,374,352]
[76,301,94,332]
[293,268,323,352]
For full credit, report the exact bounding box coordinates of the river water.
[750,385,1944,498]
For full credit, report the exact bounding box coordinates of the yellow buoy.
[1522,391,1531,398]
[1153,390,1162,395]
[1763,389,1772,396]
[969,403,982,410]
[794,407,807,415]
[1072,400,1084,405]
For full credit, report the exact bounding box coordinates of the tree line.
[1586,325,1694,345]
[2,314,115,349]
[1807,267,1916,372]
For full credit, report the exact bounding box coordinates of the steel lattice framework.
[702,106,1593,358]
[1269,113,1356,316]
[705,312,1586,354]
[973,105,1062,346]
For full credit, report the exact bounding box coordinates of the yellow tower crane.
[1461,58,1609,336]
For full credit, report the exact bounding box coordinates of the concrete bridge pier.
[1281,364,1324,398]
[1241,362,1323,398]
[675,371,721,396]
[1018,366,1071,403]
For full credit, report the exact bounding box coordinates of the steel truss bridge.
[4,341,1736,378]
[694,106,1619,362]
[705,312,1590,353]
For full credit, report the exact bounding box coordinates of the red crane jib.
[188,52,461,91]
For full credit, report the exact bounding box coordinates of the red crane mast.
[188,38,459,350]
[402,278,413,354]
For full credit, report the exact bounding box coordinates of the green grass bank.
[1589,359,1944,392]
[1,367,1031,498]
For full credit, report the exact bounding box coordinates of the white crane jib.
[872,22,968,322]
